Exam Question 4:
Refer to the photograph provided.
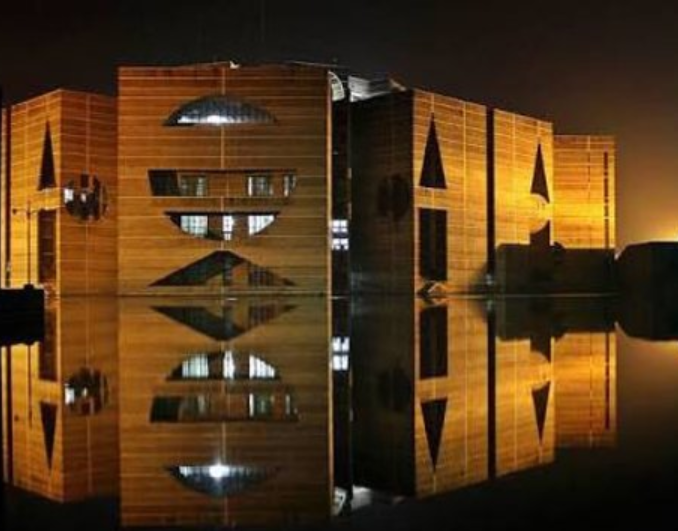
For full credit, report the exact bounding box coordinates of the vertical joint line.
[486,108,495,278]
[4,103,11,288]
[487,306,497,479]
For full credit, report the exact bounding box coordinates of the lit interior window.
[169,351,281,381]
[181,354,209,378]
[332,219,350,251]
[247,175,274,197]
[180,215,208,236]
[170,463,275,497]
[332,336,350,372]
[64,386,76,405]
[165,96,275,127]
[248,215,275,235]
[222,215,235,241]
[332,237,349,251]
[333,354,349,371]
[249,356,277,379]
[285,394,295,416]
[333,336,350,353]
[248,393,274,418]
[223,351,236,379]
[179,175,208,197]
[283,174,297,197]
[330,71,347,102]
[332,219,349,234]
[63,187,75,203]
[170,213,278,240]
[63,367,109,415]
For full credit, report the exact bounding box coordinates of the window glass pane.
[283,174,297,197]
[179,175,208,197]
[222,215,235,240]
[180,215,208,236]
[247,175,274,197]
[165,95,275,126]
[248,214,275,235]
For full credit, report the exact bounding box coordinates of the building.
[1,90,117,295]
[351,91,615,295]
[1,62,615,295]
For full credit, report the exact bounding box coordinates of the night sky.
[2,0,677,249]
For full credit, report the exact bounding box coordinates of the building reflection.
[1,295,621,526]
[494,298,616,450]
[1,298,118,502]
[117,297,331,528]
[344,296,617,505]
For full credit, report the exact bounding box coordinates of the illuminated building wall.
[494,325,555,476]
[117,64,331,295]
[1,299,119,501]
[552,136,616,291]
[1,90,117,294]
[413,298,489,495]
[553,136,615,250]
[351,91,488,294]
[0,64,616,296]
[118,297,331,527]
[493,111,555,291]
[554,331,617,448]
[351,91,566,294]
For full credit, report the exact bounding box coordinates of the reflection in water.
[1,299,118,502]
[119,297,331,528]
[0,294,643,528]
[168,351,279,381]
[347,298,585,501]
[168,464,277,498]
[152,301,297,341]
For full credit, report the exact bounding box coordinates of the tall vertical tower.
[1,90,117,294]
[552,136,616,291]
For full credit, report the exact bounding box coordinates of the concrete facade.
[1,63,615,296]
[1,90,117,295]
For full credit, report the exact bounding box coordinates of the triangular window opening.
[532,381,551,442]
[38,123,56,190]
[422,398,447,469]
[419,118,447,189]
[40,401,57,468]
[530,145,550,203]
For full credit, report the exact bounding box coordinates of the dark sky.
[2,0,677,249]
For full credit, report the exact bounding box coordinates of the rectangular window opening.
[419,306,448,379]
[283,174,297,197]
[247,174,274,197]
[179,174,209,197]
[419,209,447,281]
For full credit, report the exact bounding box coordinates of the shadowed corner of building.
[616,242,678,340]
[488,243,617,295]
[0,286,45,346]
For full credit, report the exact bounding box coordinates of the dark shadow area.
[616,242,678,339]
[419,118,446,189]
[153,301,296,340]
[0,288,44,346]
[494,243,615,294]
[151,250,294,288]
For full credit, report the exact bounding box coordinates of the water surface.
[2,295,678,530]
